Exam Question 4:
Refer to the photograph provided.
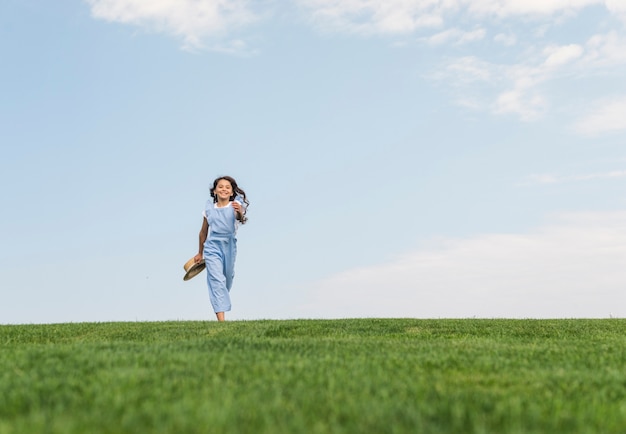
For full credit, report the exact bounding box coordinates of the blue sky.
[1,0,625,323]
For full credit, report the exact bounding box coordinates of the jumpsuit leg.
[224,238,237,290]
[204,237,237,313]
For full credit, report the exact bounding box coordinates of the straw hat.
[183,256,205,281]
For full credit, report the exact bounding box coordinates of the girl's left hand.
[232,201,243,220]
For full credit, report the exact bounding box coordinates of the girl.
[193,176,249,321]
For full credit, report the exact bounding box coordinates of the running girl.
[193,176,249,321]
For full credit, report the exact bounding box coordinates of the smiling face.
[213,178,234,202]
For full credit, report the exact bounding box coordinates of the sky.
[1,0,625,324]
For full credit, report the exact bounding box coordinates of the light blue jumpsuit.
[202,197,243,313]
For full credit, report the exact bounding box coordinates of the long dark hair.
[210,175,249,224]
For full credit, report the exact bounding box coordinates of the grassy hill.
[1,319,625,433]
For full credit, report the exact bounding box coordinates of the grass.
[1,319,625,433]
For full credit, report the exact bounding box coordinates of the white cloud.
[86,0,261,51]
[298,0,612,36]
[300,211,626,318]
[519,170,626,185]
[465,0,602,18]
[427,28,486,45]
[304,1,399,35]
[606,0,626,23]
[438,30,626,120]
[438,56,551,120]
[443,56,494,82]
[494,32,517,46]
[493,86,547,121]
[521,174,560,184]
[427,28,462,45]
[543,44,584,68]
[581,31,626,68]
[298,0,626,121]
[298,0,446,35]
[575,96,626,135]
[87,0,626,124]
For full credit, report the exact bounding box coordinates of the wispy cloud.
[544,44,584,68]
[435,30,626,121]
[426,28,486,45]
[297,0,446,35]
[580,31,626,68]
[519,170,626,185]
[574,96,626,135]
[296,0,625,122]
[298,1,626,122]
[86,0,262,52]
[433,54,550,121]
[494,32,517,46]
[465,0,602,18]
[297,0,610,36]
[299,210,626,318]
[606,0,626,23]
[86,0,626,124]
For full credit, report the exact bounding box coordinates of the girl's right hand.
[193,253,203,264]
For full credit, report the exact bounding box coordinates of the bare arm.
[194,218,209,263]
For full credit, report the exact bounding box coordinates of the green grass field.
[1,319,625,433]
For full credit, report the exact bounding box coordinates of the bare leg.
[216,312,225,322]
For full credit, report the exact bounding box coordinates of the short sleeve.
[202,199,213,219]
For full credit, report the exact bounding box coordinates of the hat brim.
[183,260,206,281]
